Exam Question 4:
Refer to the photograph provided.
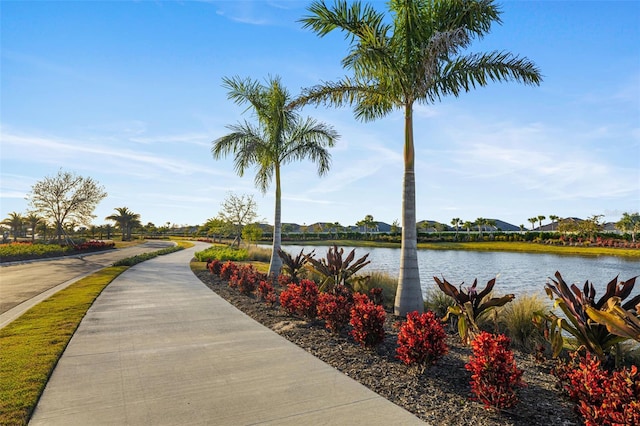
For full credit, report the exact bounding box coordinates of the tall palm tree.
[2,212,24,242]
[549,214,559,232]
[528,217,537,231]
[537,215,546,234]
[24,212,42,243]
[475,217,485,238]
[212,75,339,277]
[298,0,541,316]
[463,220,474,240]
[451,217,461,240]
[105,207,140,241]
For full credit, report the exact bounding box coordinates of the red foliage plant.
[75,241,115,251]
[220,261,239,282]
[206,259,222,276]
[368,287,384,306]
[279,279,319,319]
[349,293,386,348]
[317,286,354,333]
[257,280,277,306]
[465,332,525,410]
[230,265,264,295]
[553,351,640,426]
[396,311,448,370]
[277,273,293,287]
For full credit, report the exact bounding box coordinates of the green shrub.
[194,246,248,262]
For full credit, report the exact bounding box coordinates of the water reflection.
[272,244,640,299]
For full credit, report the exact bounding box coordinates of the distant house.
[491,219,520,232]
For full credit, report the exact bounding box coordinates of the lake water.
[272,244,640,300]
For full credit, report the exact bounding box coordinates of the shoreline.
[273,239,640,259]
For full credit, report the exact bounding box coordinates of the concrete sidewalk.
[29,244,424,425]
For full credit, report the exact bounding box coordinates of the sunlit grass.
[246,246,272,263]
[281,239,640,258]
[424,286,456,319]
[0,242,192,425]
[497,293,547,352]
[0,267,127,425]
[417,241,640,258]
[351,270,397,311]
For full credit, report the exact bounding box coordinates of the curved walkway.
[0,241,175,328]
[29,244,424,425]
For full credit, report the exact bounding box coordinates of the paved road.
[0,241,175,327]
[29,243,424,425]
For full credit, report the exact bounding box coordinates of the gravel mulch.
[193,269,580,426]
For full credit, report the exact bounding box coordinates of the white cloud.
[0,128,226,178]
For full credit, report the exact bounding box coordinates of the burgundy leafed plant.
[465,332,525,410]
[349,293,386,348]
[396,311,448,372]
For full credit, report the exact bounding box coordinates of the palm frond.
[301,0,389,42]
[426,50,542,102]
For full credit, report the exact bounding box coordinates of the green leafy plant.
[434,276,515,344]
[277,248,312,283]
[534,272,639,362]
[585,296,640,343]
[194,246,248,262]
[304,245,370,292]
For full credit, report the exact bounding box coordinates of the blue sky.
[2,0,638,230]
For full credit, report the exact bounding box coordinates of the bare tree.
[27,169,107,243]
[217,193,258,247]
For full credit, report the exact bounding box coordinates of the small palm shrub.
[534,272,639,363]
[396,311,448,372]
[465,332,525,410]
[277,248,312,283]
[304,245,370,292]
[498,293,546,352]
[350,293,386,348]
[434,276,515,345]
[279,279,319,319]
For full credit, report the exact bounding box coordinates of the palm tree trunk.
[395,105,424,317]
[268,164,283,277]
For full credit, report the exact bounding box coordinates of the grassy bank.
[279,239,640,259]
[0,241,193,425]
[0,267,127,425]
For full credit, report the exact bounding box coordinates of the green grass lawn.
[0,241,193,425]
[0,267,127,425]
